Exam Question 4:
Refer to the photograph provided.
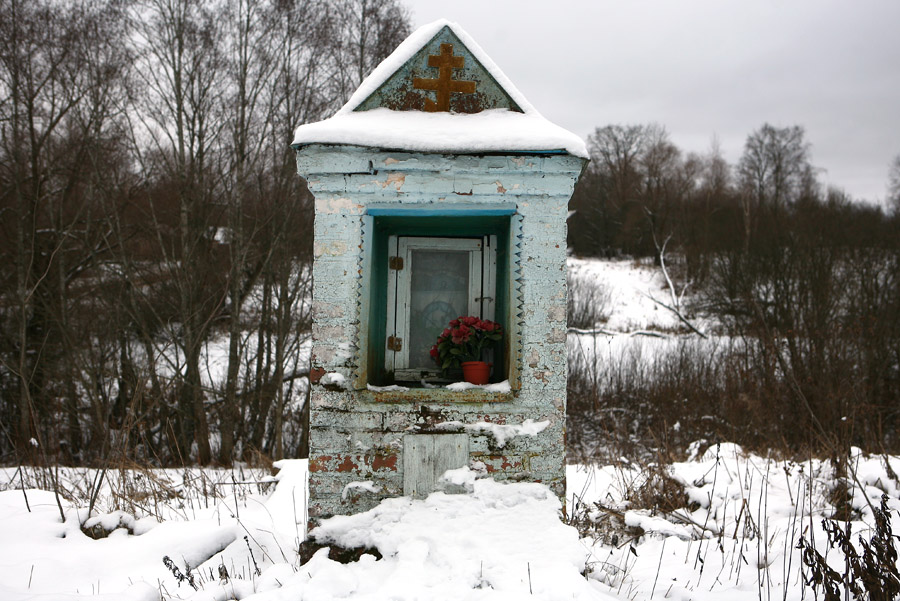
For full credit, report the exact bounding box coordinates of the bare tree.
[216,0,279,464]
[738,124,811,210]
[695,137,730,197]
[679,137,736,280]
[588,124,653,206]
[131,0,228,464]
[0,0,411,465]
[325,0,411,106]
[737,124,813,250]
[569,124,657,257]
[639,127,691,255]
[255,0,329,460]
[0,0,132,459]
[576,124,697,258]
[888,153,900,214]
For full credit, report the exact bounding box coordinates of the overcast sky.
[403,0,900,204]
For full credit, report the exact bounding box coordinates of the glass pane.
[408,249,470,369]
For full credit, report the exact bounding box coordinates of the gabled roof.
[292,19,587,158]
[345,21,525,114]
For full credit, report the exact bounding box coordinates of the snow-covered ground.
[0,464,301,600]
[2,447,898,600]
[1,258,892,599]
[566,257,720,386]
[569,444,900,600]
[568,257,684,333]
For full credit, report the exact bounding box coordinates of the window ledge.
[361,386,515,404]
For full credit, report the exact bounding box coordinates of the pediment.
[353,25,523,114]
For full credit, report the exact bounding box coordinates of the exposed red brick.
[501,457,521,470]
[309,366,326,384]
[309,455,332,472]
[336,455,359,472]
[370,453,398,471]
[477,415,507,424]
[474,454,522,473]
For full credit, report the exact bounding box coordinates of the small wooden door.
[403,433,469,498]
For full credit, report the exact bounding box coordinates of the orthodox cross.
[413,43,476,112]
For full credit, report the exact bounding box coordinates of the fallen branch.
[567,327,669,339]
[646,227,708,339]
[643,294,708,339]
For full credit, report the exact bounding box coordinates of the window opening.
[385,235,497,382]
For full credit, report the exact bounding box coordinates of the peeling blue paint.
[299,143,585,522]
[296,21,587,523]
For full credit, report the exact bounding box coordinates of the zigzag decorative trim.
[511,212,524,390]
[353,214,374,387]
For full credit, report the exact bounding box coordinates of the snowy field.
[2,447,899,600]
[566,257,720,390]
[567,257,685,334]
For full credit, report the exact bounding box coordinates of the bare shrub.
[799,495,900,601]
[567,270,612,330]
[567,337,733,464]
[630,463,691,515]
[700,200,900,453]
[570,207,899,461]
[567,332,842,462]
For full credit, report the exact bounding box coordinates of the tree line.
[4,0,898,465]
[0,0,411,466]
[568,123,900,456]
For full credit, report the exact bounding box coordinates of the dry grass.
[2,461,275,525]
[567,270,612,330]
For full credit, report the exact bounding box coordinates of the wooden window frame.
[385,235,497,381]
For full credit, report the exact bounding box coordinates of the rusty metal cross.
[413,43,476,112]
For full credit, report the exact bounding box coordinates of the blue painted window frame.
[362,209,514,387]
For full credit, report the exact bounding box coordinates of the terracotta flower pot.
[461,361,491,385]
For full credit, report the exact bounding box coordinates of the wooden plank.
[403,434,434,498]
[403,434,468,498]
[432,434,469,483]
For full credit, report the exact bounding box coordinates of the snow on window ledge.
[444,380,511,393]
[367,383,411,392]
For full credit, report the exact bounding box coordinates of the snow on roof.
[292,19,587,158]
[292,108,587,157]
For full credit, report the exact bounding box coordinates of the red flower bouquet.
[430,316,503,371]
